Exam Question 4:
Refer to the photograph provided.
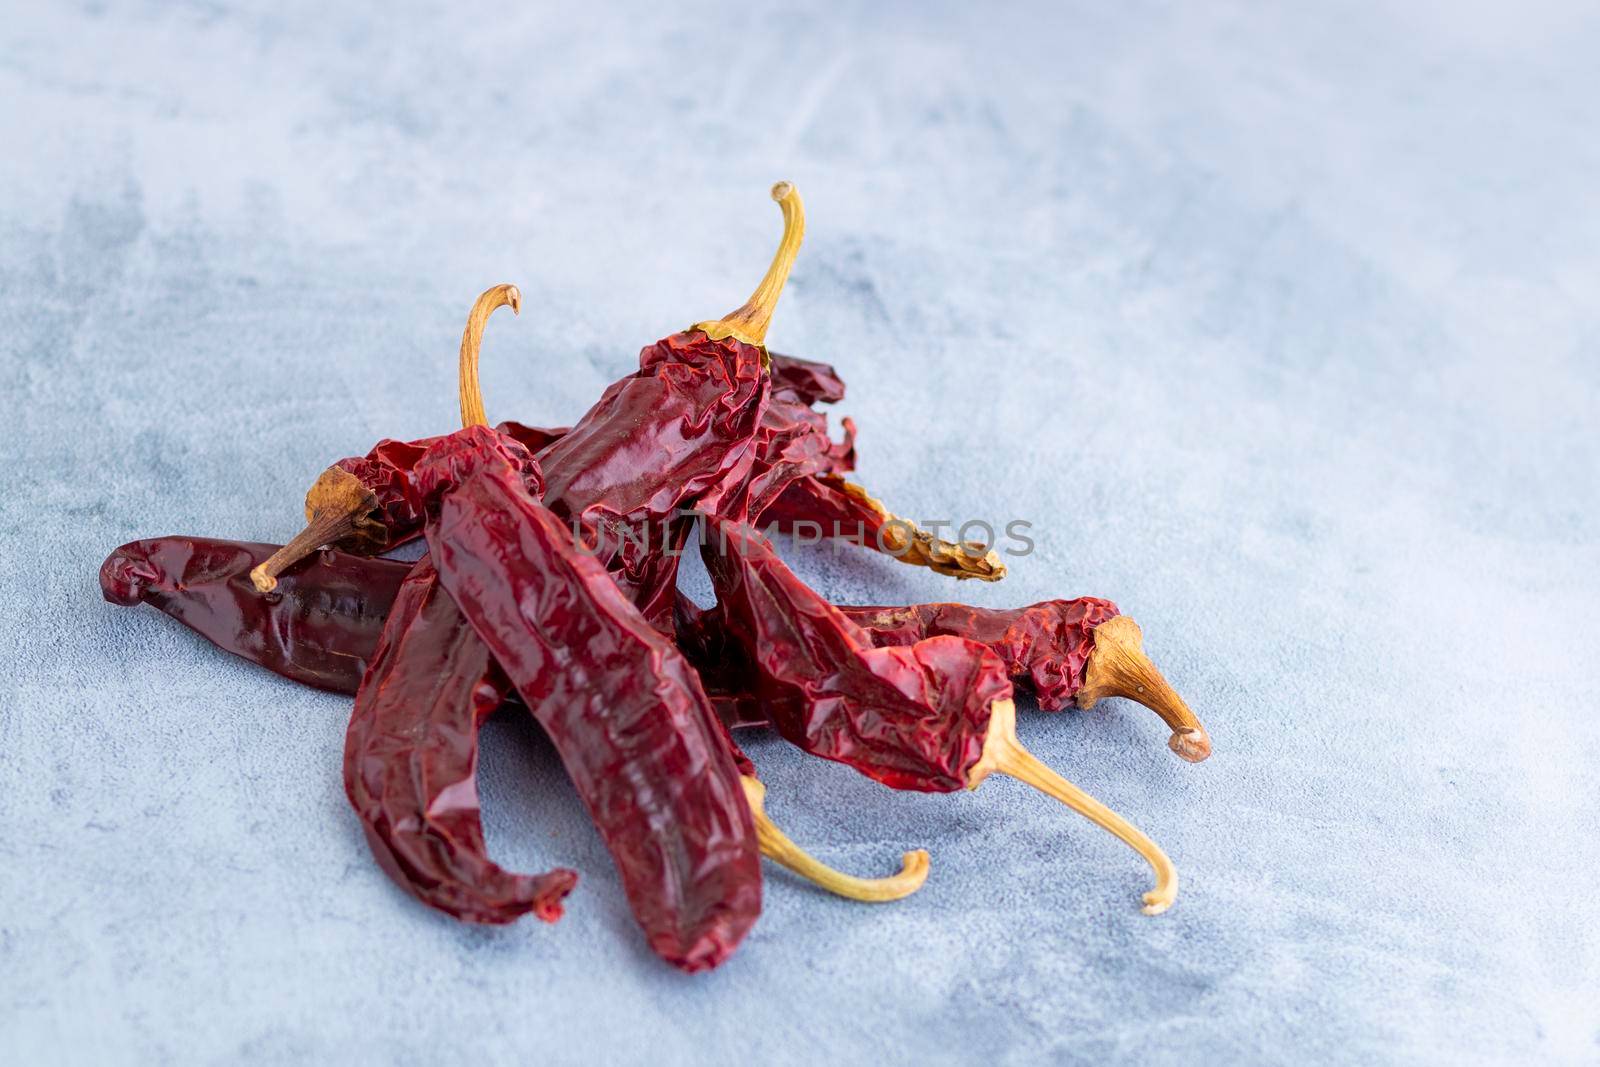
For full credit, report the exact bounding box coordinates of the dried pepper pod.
[409,426,925,968]
[834,601,1208,761]
[249,211,991,605]
[345,553,578,923]
[100,536,408,693]
[675,589,1210,758]
[757,353,1004,581]
[700,516,1181,914]
[249,283,564,592]
[101,537,1205,763]
[838,599,1118,711]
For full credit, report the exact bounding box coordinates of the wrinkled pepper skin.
[741,351,856,519]
[99,537,407,693]
[699,517,1013,792]
[679,592,1118,715]
[102,537,1115,718]
[345,554,578,924]
[838,599,1120,711]
[413,427,763,972]
[767,351,848,407]
[255,349,857,621]
[327,421,569,555]
[743,391,856,522]
[530,330,773,629]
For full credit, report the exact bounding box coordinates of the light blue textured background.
[3,3,1597,1064]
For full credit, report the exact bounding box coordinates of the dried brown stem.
[967,698,1178,915]
[843,480,1007,582]
[741,777,929,902]
[249,467,380,593]
[692,182,805,348]
[459,283,522,428]
[1079,615,1210,763]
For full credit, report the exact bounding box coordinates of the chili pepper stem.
[458,283,522,428]
[968,698,1178,915]
[1078,615,1211,763]
[841,479,1007,582]
[250,467,381,592]
[740,777,930,902]
[692,182,805,348]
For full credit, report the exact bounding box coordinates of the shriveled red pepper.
[848,602,1209,761]
[101,547,917,946]
[699,515,1183,914]
[520,186,807,629]
[407,425,925,968]
[101,536,1206,762]
[100,536,407,693]
[345,552,578,923]
[833,599,1119,710]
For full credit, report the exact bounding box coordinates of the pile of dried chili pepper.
[99,182,1209,972]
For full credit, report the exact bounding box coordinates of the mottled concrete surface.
[2,3,1597,1064]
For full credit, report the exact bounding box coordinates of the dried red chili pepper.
[676,588,1208,760]
[100,536,408,693]
[345,553,578,923]
[835,599,1119,710]
[522,187,802,629]
[102,537,1206,761]
[408,425,924,968]
[699,515,1182,913]
[756,353,1005,580]
[826,601,1208,761]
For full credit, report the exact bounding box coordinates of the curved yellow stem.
[458,283,522,428]
[741,777,928,902]
[692,182,804,348]
[968,699,1178,915]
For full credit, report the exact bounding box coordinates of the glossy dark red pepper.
[411,426,763,971]
[345,553,578,923]
[699,516,1013,791]
[101,536,1126,725]
[99,536,407,693]
[101,535,1131,728]
[697,515,1186,913]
